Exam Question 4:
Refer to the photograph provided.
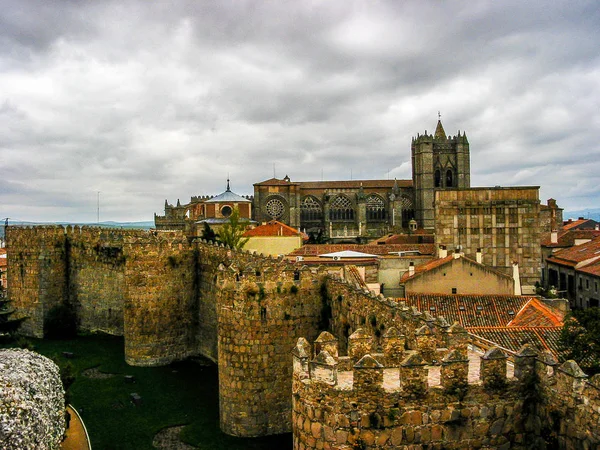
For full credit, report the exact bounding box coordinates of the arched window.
[434,169,441,188]
[366,194,387,221]
[446,170,454,188]
[400,196,414,228]
[300,196,323,222]
[329,195,354,221]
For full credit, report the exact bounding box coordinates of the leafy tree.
[200,222,219,243]
[559,307,600,374]
[0,287,26,341]
[218,208,250,250]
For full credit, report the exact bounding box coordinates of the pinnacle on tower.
[226,177,231,192]
[434,119,446,140]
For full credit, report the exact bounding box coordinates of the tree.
[218,208,250,250]
[200,222,219,243]
[0,287,26,341]
[559,307,600,374]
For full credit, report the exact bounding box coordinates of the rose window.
[265,198,285,219]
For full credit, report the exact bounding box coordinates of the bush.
[44,304,77,339]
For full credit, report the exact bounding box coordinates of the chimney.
[596,224,599,231]
[512,261,522,295]
[408,262,415,277]
[550,230,558,244]
[438,245,447,258]
[453,248,461,259]
[476,248,482,264]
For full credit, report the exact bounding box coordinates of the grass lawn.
[3,334,291,450]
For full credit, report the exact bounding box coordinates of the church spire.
[434,112,446,140]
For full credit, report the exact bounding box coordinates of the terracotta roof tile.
[508,297,565,327]
[546,236,600,267]
[578,258,600,277]
[243,220,306,238]
[404,294,531,328]
[468,327,563,358]
[253,177,298,186]
[400,255,454,282]
[403,294,565,358]
[562,218,597,231]
[541,229,600,247]
[370,233,435,245]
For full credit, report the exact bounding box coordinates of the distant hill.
[563,209,600,222]
[0,221,155,239]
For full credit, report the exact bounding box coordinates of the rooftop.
[243,220,307,238]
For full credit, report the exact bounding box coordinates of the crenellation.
[7,225,600,447]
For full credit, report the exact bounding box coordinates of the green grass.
[3,335,291,450]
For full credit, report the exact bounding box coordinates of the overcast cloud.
[1,0,599,222]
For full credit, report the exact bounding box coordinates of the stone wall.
[216,261,326,436]
[7,226,68,337]
[123,234,199,366]
[292,332,600,450]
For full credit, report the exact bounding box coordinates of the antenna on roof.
[438,111,441,120]
[273,163,276,178]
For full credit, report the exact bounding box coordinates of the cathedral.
[155,119,549,291]
[156,119,469,239]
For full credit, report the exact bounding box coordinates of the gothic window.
[300,196,323,221]
[446,170,454,187]
[434,170,441,188]
[329,195,354,221]
[400,196,414,228]
[366,194,387,221]
[265,198,285,219]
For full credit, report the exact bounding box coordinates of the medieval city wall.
[7,226,68,337]
[292,331,600,450]
[216,261,327,436]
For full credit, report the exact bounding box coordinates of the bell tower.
[411,117,470,229]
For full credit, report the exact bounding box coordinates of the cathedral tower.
[411,119,470,229]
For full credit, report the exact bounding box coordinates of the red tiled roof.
[508,297,565,327]
[469,327,563,358]
[578,258,600,277]
[546,236,600,267]
[404,294,531,328]
[243,220,306,238]
[541,229,600,247]
[562,218,599,231]
[400,254,511,283]
[288,244,435,257]
[370,233,435,245]
[403,294,565,357]
[400,255,454,282]
[254,177,298,186]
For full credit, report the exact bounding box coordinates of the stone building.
[401,250,517,296]
[545,235,600,308]
[154,180,255,235]
[252,177,414,242]
[434,187,542,292]
[155,118,551,289]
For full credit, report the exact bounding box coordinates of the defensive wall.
[6,225,600,446]
[293,330,600,449]
[6,225,327,436]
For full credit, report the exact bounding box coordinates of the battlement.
[292,331,600,449]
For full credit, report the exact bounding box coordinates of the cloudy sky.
[1,1,599,222]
